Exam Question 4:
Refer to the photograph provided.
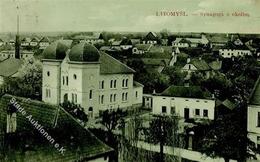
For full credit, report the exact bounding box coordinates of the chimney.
[15,8,20,59]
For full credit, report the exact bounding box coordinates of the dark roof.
[120,38,132,45]
[134,44,151,51]
[69,42,100,62]
[43,40,72,60]
[100,52,135,74]
[249,76,260,105]
[0,95,113,161]
[161,85,212,99]
[222,99,237,110]
[141,58,170,66]
[0,58,23,77]
[190,59,210,71]
[144,32,158,41]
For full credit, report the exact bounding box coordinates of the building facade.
[219,49,252,58]
[151,85,215,120]
[42,41,143,117]
[248,77,260,158]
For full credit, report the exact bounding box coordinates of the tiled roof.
[31,37,40,42]
[0,95,113,161]
[141,58,170,66]
[190,59,211,71]
[249,76,260,105]
[161,85,212,99]
[100,52,135,74]
[0,58,23,77]
[134,44,152,51]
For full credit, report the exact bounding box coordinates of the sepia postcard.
[0,0,260,161]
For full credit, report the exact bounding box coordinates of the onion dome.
[69,42,100,62]
[42,41,70,60]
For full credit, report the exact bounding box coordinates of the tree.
[163,67,186,86]
[148,115,179,162]
[200,106,257,162]
[61,101,88,123]
[101,108,124,133]
[3,58,42,99]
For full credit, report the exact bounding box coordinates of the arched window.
[125,79,128,87]
[122,93,125,101]
[122,79,125,87]
[101,95,104,104]
[125,93,128,101]
[47,71,50,76]
[101,81,104,89]
[73,74,77,80]
[114,94,116,102]
[110,94,113,102]
[110,80,113,88]
[114,80,117,88]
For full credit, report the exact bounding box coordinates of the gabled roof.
[209,36,229,44]
[39,36,50,43]
[120,38,132,45]
[141,58,170,66]
[31,37,40,42]
[161,85,212,99]
[134,44,152,51]
[249,76,260,105]
[100,52,135,74]
[190,59,210,71]
[0,58,23,77]
[179,38,191,44]
[133,81,144,87]
[222,99,237,110]
[144,32,158,40]
[21,37,31,43]
[0,95,113,161]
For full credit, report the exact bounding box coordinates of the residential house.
[39,36,50,49]
[30,37,40,47]
[172,38,190,48]
[0,94,113,161]
[120,38,133,50]
[143,94,153,109]
[132,44,152,54]
[21,37,31,47]
[219,48,252,58]
[169,47,180,66]
[209,35,229,47]
[152,85,215,120]
[42,41,143,118]
[181,58,211,79]
[141,58,170,73]
[9,39,15,46]
[248,76,260,158]
[0,50,34,60]
[142,32,159,44]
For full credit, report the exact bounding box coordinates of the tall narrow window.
[122,79,125,87]
[122,93,125,101]
[125,93,128,101]
[46,89,48,98]
[66,76,68,86]
[258,112,260,127]
[101,81,104,89]
[63,76,65,85]
[203,109,208,117]
[110,80,113,88]
[110,94,113,102]
[136,91,138,98]
[114,94,116,102]
[114,80,117,88]
[89,90,93,99]
[75,94,77,103]
[72,94,74,103]
[101,95,104,104]
[126,79,128,87]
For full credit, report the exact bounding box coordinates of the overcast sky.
[0,0,260,33]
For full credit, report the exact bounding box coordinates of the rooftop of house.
[160,85,212,99]
[0,58,23,77]
[0,95,113,161]
[133,81,144,87]
[39,36,50,43]
[208,60,222,70]
[249,76,260,106]
[134,44,152,51]
[141,58,170,66]
[189,58,211,71]
[143,32,158,41]
[120,38,132,45]
[31,37,40,42]
[208,36,229,43]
